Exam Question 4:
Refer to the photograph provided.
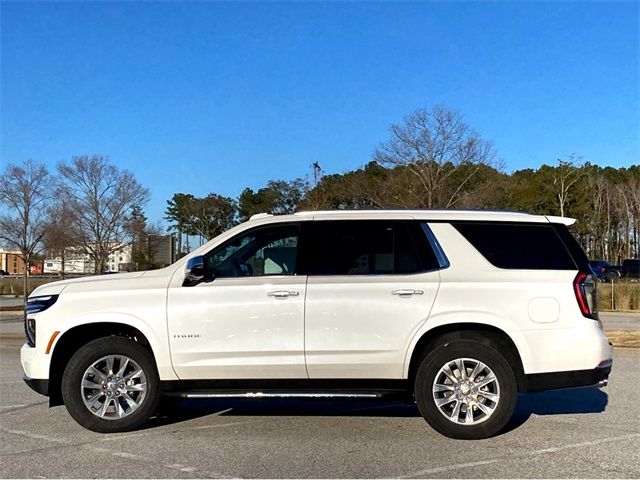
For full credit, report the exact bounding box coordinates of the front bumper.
[22,375,49,396]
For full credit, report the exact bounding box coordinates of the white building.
[44,244,133,275]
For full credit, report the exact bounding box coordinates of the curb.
[0,305,24,312]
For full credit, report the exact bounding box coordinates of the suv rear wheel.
[414,339,517,439]
[61,336,160,433]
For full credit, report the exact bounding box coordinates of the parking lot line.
[398,432,640,478]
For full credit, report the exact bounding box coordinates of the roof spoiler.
[546,215,576,226]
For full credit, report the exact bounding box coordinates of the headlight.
[26,295,59,315]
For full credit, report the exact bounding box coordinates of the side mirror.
[183,255,206,286]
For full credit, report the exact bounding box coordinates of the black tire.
[61,336,160,433]
[414,339,517,440]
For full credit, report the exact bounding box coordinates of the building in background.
[44,248,95,275]
[106,244,133,273]
[148,234,176,267]
[44,244,134,275]
[0,249,25,274]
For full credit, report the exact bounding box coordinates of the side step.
[163,390,391,399]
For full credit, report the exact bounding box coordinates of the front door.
[167,222,307,379]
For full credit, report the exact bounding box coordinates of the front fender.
[49,312,177,381]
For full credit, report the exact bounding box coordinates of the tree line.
[0,155,159,306]
[2,105,638,308]
[164,106,639,263]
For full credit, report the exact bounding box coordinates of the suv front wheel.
[414,339,517,439]
[61,336,160,433]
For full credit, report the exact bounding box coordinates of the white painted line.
[398,433,640,478]
[0,404,27,409]
[0,428,70,444]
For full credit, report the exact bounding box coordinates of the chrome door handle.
[267,290,300,298]
[392,289,424,297]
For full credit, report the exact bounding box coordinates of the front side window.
[206,224,299,278]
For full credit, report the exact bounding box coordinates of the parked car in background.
[619,259,640,280]
[589,260,621,282]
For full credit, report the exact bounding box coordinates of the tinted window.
[206,224,299,278]
[453,222,577,270]
[301,220,436,275]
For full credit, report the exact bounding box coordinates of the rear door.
[301,220,441,378]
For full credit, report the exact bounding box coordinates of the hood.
[29,271,148,297]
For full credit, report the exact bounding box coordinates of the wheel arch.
[48,322,157,406]
[405,322,526,392]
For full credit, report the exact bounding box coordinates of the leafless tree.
[56,155,150,273]
[0,160,51,305]
[43,200,77,278]
[553,156,584,217]
[373,106,499,208]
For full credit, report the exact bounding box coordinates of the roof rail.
[249,213,273,221]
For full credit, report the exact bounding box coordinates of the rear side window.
[452,222,578,270]
[300,220,438,275]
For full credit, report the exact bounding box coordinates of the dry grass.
[0,277,57,296]
[597,280,640,312]
[604,330,640,348]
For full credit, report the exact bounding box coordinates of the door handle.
[392,289,424,297]
[267,290,300,298]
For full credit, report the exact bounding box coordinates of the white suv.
[21,210,612,439]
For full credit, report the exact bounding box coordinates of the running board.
[164,390,388,399]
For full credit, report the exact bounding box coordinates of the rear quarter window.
[452,222,578,270]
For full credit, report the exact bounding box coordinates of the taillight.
[574,271,598,320]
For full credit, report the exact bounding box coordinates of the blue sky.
[2,1,638,223]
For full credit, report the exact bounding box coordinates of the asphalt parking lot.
[1,318,639,478]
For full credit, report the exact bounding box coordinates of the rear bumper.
[22,375,49,397]
[521,362,612,392]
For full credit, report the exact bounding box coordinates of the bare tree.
[43,200,77,278]
[373,106,498,208]
[0,160,51,305]
[57,155,150,273]
[553,156,584,217]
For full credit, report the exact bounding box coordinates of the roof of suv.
[249,210,576,225]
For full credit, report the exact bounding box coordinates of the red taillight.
[574,271,598,320]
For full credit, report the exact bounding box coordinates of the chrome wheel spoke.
[86,391,104,406]
[88,366,107,382]
[97,398,111,417]
[125,368,144,381]
[475,401,493,416]
[435,395,456,407]
[82,379,102,390]
[115,397,126,418]
[115,357,129,378]
[469,361,486,382]
[477,373,497,388]
[478,391,499,402]
[126,383,146,392]
[455,359,467,380]
[433,383,455,393]
[449,399,462,421]
[105,356,115,375]
[122,392,139,409]
[441,364,458,384]
[464,402,474,424]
